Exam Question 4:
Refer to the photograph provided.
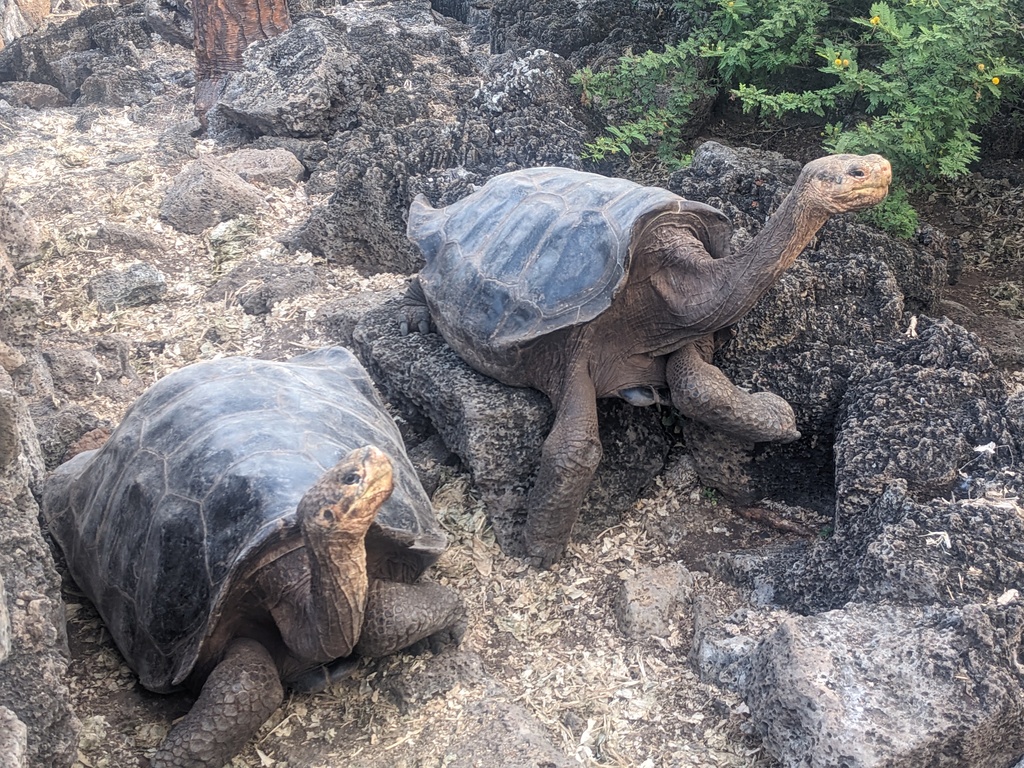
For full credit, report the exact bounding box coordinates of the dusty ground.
[3,33,1022,768]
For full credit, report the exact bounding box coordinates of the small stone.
[614,562,694,639]
[221,148,305,188]
[159,156,265,234]
[0,82,69,109]
[87,262,166,311]
[203,260,318,315]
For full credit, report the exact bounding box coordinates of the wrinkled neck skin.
[270,528,368,665]
[684,182,829,331]
[302,529,367,660]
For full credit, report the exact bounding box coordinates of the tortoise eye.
[322,508,335,522]
[849,167,866,178]
[342,471,361,485]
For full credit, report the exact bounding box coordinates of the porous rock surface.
[0,245,79,766]
[211,1,594,273]
[746,603,1024,768]
[708,317,1024,766]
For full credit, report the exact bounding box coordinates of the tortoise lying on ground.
[42,347,465,768]
[402,155,891,567]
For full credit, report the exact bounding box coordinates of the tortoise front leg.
[354,580,466,657]
[151,638,283,768]
[667,342,800,443]
[523,370,602,568]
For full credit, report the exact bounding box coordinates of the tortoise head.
[297,446,394,540]
[796,154,892,215]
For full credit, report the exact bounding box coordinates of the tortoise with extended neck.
[42,347,465,768]
[402,154,891,568]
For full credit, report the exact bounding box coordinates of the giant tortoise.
[402,156,892,567]
[42,346,466,767]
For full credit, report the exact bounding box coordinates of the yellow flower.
[992,76,1001,85]
[842,59,850,67]
[977,63,986,71]
[870,15,880,25]
[834,58,843,67]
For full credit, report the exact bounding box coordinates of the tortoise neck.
[707,181,828,328]
[301,530,367,660]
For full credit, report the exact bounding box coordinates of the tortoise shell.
[42,347,445,692]
[407,166,732,353]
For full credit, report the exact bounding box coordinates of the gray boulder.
[212,16,376,139]
[615,562,695,639]
[0,81,69,109]
[86,261,167,311]
[745,603,1024,768]
[351,293,671,556]
[159,155,265,234]
[221,147,305,187]
[0,372,80,768]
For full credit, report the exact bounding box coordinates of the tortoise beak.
[353,446,394,508]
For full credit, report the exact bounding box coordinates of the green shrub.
[576,0,1024,183]
[740,0,1022,181]
[857,186,918,238]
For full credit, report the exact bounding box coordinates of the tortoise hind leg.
[398,276,434,336]
[666,342,800,443]
[354,580,466,657]
[523,370,602,569]
[151,638,283,768]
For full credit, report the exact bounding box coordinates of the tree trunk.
[192,0,291,126]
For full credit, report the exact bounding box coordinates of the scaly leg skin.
[522,371,603,569]
[354,580,467,657]
[398,276,434,336]
[151,638,283,768]
[667,343,800,443]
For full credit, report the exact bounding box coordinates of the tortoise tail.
[406,194,444,263]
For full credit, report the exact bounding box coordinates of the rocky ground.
[2,3,1023,768]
